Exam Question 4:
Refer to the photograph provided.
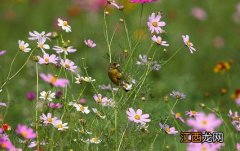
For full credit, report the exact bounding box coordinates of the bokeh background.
[0,0,240,150]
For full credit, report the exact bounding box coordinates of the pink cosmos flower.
[126,108,151,124]
[152,35,169,46]
[0,135,14,150]
[182,35,196,54]
[40,73,69,88]
[147,12,166,34]
[48,102,63,109]
[38,53,58,65]
[237,143,240,151]
[40,113,57,125]
[187,112,222,131]
[53,46,76,55]
[60,59,77,72]
[93,94,114,107]
[159,123,178,135]
[191,7,207,21]
[130,0,158,3]
[16,124,36,139]
[84,39,96,48]
[187,143,224,151]
[0,50,6,56]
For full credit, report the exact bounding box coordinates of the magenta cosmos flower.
[40,73,69,88]
[147,12,166,34]
[130,0,158,3]
[126,108,150,124]
[187,112,222,131]
[48,102,63,109]
[0,135,14,150]
[16,124,36,139]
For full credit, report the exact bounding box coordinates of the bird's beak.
[116,64,120,67]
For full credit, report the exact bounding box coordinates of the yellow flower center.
[186,41,191,47]
[201,120,208,125]
[165,128,170,133]
[58,124,63,129]
[134,115,140,120]
[63,21,68,26]
[65,64,70,69]
[152,22,158,27]
[21,130,28,137]
[38,44,44,49]
[1,143,6,148]
[191,111,197,115]
[93,138,98,143]
[97,98,102,103]
[19,45,25,51]
[156,39,162,44]
[80,105,85,111]
[50,77,57,84]
[44,58,49,63]
[175,113,181,118]
[47,118,52,123]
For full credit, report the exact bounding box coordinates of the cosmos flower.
[232,89,240,106]
[18,40,31,53]
[93,94,115,107]
[60,59,77,72]
[26,91,36,101]
[55,91,63,99]
[58,18,71,32]
[136,54,148,65]
[16,124,36,139]
[126,108,151,124]
[130,0,158,3]
[159,123,178,135]
[75,74,96,84]
[172,112,185,123]
[37,53,58,65]
[152,35,169,46]
[28,31,51,41]
[185,110,199,117]
[73,103,90,114]
[107,0,124,10]
[39,91,55,102]
[48,102,63,109]
[73,0,106,12]
[0,50,6,56]
[37,38,50,52]
[151,61,161,71]
[40,73,69,88]
[40,113,57,125]
[169,90,186,100]
[191,7,207,21]
[182,35,196,54]
[237,143,240,151]
[53,46,76,55]
[0,102,7,107]
[90,137,102,144]
[84,39,96,48]
[228,110,240,131]
[0,135,14,150]
[147,12,166,34]
[98,84,119,92]
[187,112,222,131]
[52,120,69,131]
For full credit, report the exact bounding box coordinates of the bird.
[108,62,132,91]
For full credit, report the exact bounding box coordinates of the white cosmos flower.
[39,91,55,101]
[37,38,50,53]
[18,40,31,52]
[75,74,95,84]
[58,18,71,32]
[53,120,69,131]
[92,108,106,119]
[73,103,90,114]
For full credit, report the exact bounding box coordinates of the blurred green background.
[0,0,240,150]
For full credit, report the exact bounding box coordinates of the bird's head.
[110,62,120,69]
